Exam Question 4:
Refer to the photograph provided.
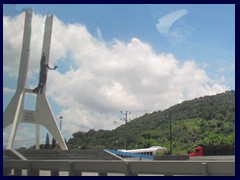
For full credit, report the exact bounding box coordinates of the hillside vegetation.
[67,90,235,154]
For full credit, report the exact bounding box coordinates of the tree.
[65,91,235,151]
[51,137,56,149]
[45,133,50,149]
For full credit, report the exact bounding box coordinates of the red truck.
[188,145,235,156]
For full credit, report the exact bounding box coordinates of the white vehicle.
[117,146,167,156]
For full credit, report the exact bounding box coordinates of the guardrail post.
[201,162,208,176]
[69,162,82,176]
[51,170,59,176]
[164,173,173,176]
[27,162,39,176]
[3,168,11,176]
[14,169,22,176]
[98,172,108,176]
[124,162,137,176]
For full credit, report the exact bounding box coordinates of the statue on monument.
[32,52,58,94]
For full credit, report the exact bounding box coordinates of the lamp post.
[59,116,63,131]
[166,112,172,155]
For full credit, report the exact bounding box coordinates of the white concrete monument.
[3,9,68,150]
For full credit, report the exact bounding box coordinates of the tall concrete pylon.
[3,9,68,150]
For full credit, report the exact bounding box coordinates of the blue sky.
[3,4,235,148]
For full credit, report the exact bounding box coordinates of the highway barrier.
[3,159,235,176]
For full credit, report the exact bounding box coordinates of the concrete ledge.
[3,159,235,176]
[153,155,189,160]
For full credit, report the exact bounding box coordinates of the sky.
[3,4,235,148]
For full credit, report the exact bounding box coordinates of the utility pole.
[166,112,172,155]
[120,111,131,150]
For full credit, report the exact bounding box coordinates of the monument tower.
[3,9,68,150]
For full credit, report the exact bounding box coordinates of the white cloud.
[156,9,195,43]
[3,12,228,146]
[3,87,15,94]
[97,26,104,42]
[3,124,50,149]
[156,9,188,37]
[216,60,235,73]
[168,26,194,43]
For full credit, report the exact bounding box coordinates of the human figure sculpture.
[32,53,58,94]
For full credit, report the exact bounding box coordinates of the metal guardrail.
[3,159,235,176]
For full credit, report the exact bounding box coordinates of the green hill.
[67,90,235,154]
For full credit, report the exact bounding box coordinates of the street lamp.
[59,116,63,131]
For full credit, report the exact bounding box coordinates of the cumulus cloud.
[3,12,47,78]
[3,12,228,144]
